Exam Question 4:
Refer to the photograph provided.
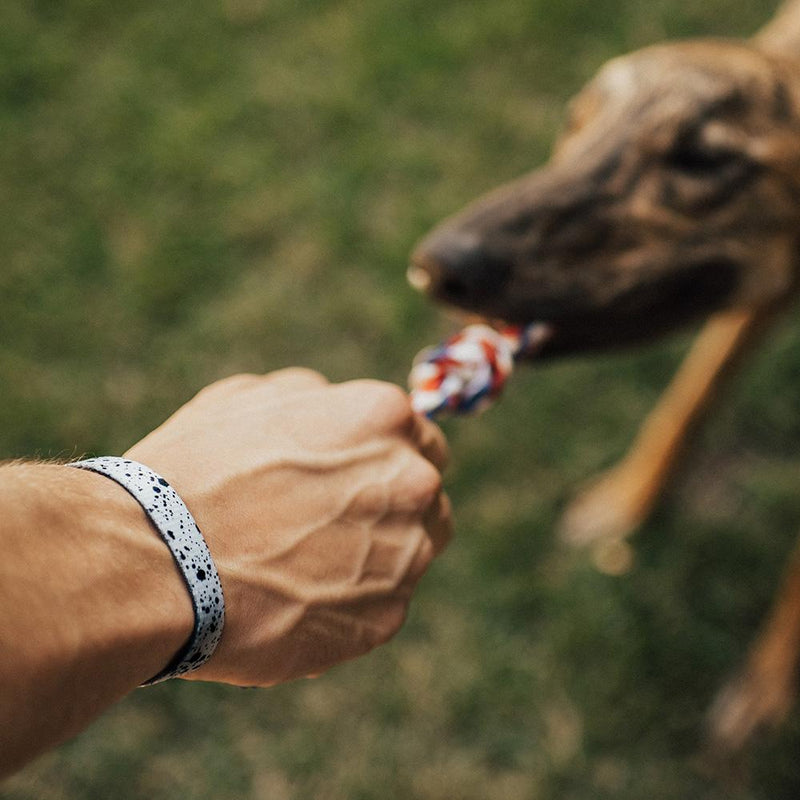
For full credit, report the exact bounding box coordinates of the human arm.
[0,369,451,778]
[0,461,194,777]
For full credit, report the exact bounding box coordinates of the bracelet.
[68,457,225,684]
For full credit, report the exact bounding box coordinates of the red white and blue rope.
[409,323,550,418]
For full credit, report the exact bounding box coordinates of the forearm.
[0,462,193,778]
[0,371,451,779]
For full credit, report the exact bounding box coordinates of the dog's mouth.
[407,264,556,358]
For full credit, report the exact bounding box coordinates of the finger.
[403,494,453,585]
[336,381,413,434]
[407,412,450,472]
[424,491,453,557]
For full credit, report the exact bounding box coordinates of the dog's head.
[410,40,800,357]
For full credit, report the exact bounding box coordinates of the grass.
[2,0,800,797]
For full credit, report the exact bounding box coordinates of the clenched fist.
[0,369,452,777]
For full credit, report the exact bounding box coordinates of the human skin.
[0,368,452,778]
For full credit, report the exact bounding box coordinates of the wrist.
[0,462,194,775]
[1,462,193,682]
[64,464,197,680]
[59,464,196,682]
[69,457,224,683]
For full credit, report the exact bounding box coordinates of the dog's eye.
[665,135,740,176]
[660,128,757,213]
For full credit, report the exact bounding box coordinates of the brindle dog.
[409,0,800,753]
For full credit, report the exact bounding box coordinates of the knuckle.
[412,532,436,573]
[437,494,455,541]
[408,458,443,506]
[348,380,413,427]
[259,367,330,395]
[194,373,261,399]
[428,423,451,467]
[391,458,443,514]
[369,604,407,647]
[220,373,262,386]
[385,604,408,637]
[268,366,326,384]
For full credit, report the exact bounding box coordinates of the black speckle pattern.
[69,457,224,684]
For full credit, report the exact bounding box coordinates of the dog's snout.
[410,229,511,305]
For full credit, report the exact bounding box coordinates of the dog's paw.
[558,465,652,552]
[706,667,795,755]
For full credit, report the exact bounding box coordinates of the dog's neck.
[756,0,800,57]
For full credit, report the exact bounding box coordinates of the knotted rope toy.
[408,322,551,418]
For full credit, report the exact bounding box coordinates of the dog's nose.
[409,229,511,306]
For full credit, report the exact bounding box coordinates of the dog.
[408,0,800,754]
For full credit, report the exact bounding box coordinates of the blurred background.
[2,0,800,797]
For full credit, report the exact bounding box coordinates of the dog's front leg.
[707,533,800,754]
[558,306,776,564]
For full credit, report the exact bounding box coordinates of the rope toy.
[408,322,551,418]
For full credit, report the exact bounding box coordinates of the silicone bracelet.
[69,457,224,684]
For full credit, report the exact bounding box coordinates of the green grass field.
[3,0,800,797]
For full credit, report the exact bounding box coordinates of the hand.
[125,369,452,686]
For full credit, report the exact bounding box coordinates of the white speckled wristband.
[68,457,224,685]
